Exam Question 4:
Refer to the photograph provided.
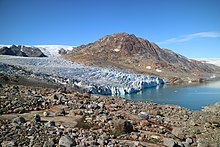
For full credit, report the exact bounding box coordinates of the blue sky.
[0,0,220,58]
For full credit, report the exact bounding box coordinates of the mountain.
[0,45,47,57]
[0,45,73,57]
[64,32,220,83]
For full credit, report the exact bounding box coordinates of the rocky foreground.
[0,84,220,147]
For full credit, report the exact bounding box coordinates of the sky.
[0,0,220,58]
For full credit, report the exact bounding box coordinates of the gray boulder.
[58,135,76,147]
[33,113,41,122]
[163,138,176,147]
[12,116,26,125]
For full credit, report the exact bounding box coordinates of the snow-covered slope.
[194,58,220,67]
[34,45,73,57]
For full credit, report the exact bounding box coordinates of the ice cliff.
[0,55,165,95]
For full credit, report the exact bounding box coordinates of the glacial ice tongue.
[0,55,165,95]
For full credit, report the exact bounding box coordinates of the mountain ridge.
[0,45,73,57]
[0,45,47,57]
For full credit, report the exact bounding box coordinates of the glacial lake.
[124,80,220,110]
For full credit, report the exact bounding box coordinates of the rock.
[53,93,64,100]
[138,112,150,120]
[182,142,191,147]
[12,116,26,125]
[197,138,208,147]
[1,141,16,147]
[58,135,76,147]
[190,120,197,126]
[13,107,25,113]
[186,137,193,144]
[33,113,41,122]
[58,48,68,55]
[114,119,133,135]
[32,143,44,147]
[43,111,49,117]
[204,122,211,128]
[46,121,56,127]
[171,127,185,140]
[55,108,66,116]
[43,139,55,147]
[163,138,176,147]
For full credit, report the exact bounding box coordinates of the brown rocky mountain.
[64,33,220,83]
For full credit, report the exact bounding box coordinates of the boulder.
[43,139,55,147]
[113,119,133,135]
[13,107,25,113]
[138,112,150,120]
[12,116,26,125]
[163,138,176,147]
[171,127,185,140]
[46,121,56,127]
[55,108,66,116]
[1,141,16,147]
[58,135,76,147]
[33,113,41,122]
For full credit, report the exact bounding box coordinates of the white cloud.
[157,32,220,45]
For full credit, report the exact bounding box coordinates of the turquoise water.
[124,80,220,110]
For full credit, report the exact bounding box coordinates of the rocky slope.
[0,83,219,147]
[65,33,220,83]
[0,45,47,57]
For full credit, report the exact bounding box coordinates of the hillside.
[65,33,220,83]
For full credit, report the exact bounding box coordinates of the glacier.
[0,55,165,95]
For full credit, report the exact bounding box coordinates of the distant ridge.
[0,45,47,57]
[0,45,73,57]
[64,32,220,83]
